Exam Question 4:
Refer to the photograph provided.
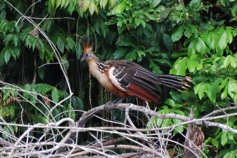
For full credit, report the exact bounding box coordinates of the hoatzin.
[81,44,192,103]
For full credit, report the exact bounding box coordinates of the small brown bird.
[81,44,192,103]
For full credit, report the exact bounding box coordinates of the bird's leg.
[104,98,124,110]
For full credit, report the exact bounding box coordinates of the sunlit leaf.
[221,82,228,100]
[194,83,207,100]
[227,78,237,98]
[222,55,231,68]
[221,132,227,146]
[229,55,237,68]
[89,2,97,15]
[173,119,184,133]
[219,30,227,50]
[109,0,115,8]
[100,0,108,9]
[111,2,125,14]
[165,99,182,108]
[82,0,90,12]
[195,37,208,54]
[150,0,161,8]
[170,57,187,75]
[187,59,199,72]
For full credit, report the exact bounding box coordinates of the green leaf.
[211,138,219,148]
[194,83,207,100]
[34,83,53,94]
[30,88,37,105]
[100,0,108,9]
[209,80,220,103]
[38,67,45,80]
[63,104,76,119]
[195,37,208,53]
[165,99,182,108]
[162,118,171,127]
[57,37,65,52]
[82,0,91,12]
[111,2,125,14]
[187,59,199,72]
[150,0,161,8]
[151,63,162,74]
[72,96,84,110]
[163,33,173,51]
[113,48,127,59]
[4,49,10,64]
[201,32,217,50]
[125,50,137,61]
[221,82,228,100]
[229,55,237,68]
[221,132,227,146]
[134,18,146,28]
[52,87,59,103]
[223,55,231,68]
[2,126,11,139]
[153,58,171,66]
[109,0,115,8]
[223,150,237,158]
[66,37,75,50]
[89,2,97,15]
[170,57,187,75]
[23,84,32,100]
[171,26,184,42]
[155,117,162,127]
[52,108,60,121]
[206,83,217,103]
[227,78,237,98]
[219,30,227,50]
[173,119,184,133]
[56,0,62,8]
[189,0,201,7]
[170,91,182,103]
[75,42,82,60]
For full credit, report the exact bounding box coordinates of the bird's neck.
[87,58,106,76]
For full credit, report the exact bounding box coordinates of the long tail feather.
[135,69,192,91]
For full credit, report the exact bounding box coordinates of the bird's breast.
[88,61,127,98]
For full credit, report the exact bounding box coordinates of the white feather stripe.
[109,67,126,91]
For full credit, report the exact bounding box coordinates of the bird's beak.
[81,54,86,62]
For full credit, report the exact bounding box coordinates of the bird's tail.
[134,69,192,92]
[155,74,192,91]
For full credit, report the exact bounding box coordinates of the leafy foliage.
[1,0,237,157]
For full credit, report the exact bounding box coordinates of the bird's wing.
[106,60,160,103]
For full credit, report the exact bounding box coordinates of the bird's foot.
[104,98,124,110]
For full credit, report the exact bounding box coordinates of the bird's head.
[81,44,97,62]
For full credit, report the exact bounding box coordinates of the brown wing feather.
[127,83,159,103]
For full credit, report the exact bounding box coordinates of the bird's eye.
[85,53,90,57]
